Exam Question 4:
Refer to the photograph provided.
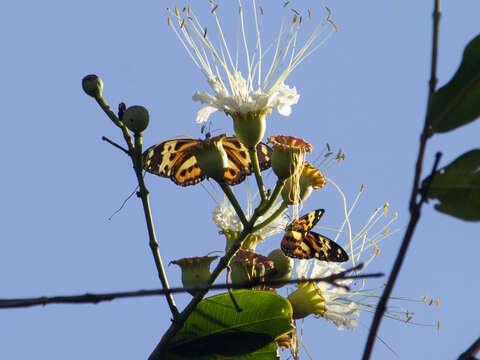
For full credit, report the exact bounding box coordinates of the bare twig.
[361,1,442,359]
[458,337,480,360]
[0,265,382,309]
[102,136,130,155]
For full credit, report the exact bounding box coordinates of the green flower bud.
[170,256,218,296]
[282,162,326,205]
[82,74,103,98]
[268,135,313,181]
[122,105,150,134]
[230,110,267,149]
[287,282,327,319]
[265,249,293,288]
[190,134,229,182]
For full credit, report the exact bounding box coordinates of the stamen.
[325,7,338,32]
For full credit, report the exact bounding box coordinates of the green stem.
[95,96,135,154]
[133,134,179,319]
[219,182,248,227]
[256,179,286,218]
[149,222,255,359]
[248,147,267,202]
[93,93,179,318]
[252,202,288,233]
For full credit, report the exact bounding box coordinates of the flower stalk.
[85,81,179,319]
[248,147,268,201]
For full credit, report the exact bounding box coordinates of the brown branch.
[458,337,480,360]
[0,264,382,309]
[361,1,442,359]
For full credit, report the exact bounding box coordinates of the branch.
[93,94,179,318]
[458,337,480,360]
[0,264,382,309]
[361,1,441,359]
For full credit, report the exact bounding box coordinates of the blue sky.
[1,1,479,359]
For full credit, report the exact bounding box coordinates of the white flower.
[291,187,438,331]
[212,197,289,238]
[168,2,336,123]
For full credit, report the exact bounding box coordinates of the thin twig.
[0,265,381,309]
[361,1,441,359]
[226,266,243,312]
[102,136,130,155]
[458,337,480,360]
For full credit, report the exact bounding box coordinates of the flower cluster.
[158,1,437,357]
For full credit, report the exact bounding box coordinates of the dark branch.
[361,1,442,359]
[0,264,382,309]
[458,337,480,360]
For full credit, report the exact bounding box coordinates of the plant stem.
[252,202,288,233]
[94,95,178,318]
[219,182,248,227]
[148,183,286,359]
[149,225,253,359]
[361,1,441,359]
[133,134,179,319]
[256,179,286,217]
[95,96,135,154]
[248,147,267,201]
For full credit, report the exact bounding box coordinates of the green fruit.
[122,105,149,133]
[82,74,103,98]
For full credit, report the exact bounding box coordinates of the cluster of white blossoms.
[168,0,438,352]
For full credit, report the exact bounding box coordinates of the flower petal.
[195,105,219,123]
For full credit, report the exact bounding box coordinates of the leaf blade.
[163,290,294,358]
[427,34,480,133]
[424,149,480,221]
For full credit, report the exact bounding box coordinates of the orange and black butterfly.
[281,209,349,262]
[142,135,272,187]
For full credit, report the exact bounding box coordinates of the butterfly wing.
[304,231,349,262]
[142,139,205,186]
[281,209,348,262]
[222,138,273,186]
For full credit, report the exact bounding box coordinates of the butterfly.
[281,209,349,262]
[142,134,272,187]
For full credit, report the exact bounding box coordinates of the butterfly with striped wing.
[281,209,349,262]
[142,135,272,187]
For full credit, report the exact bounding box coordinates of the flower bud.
[122,105,150,134]
[268,135,313,181]
[282,162,326,205]
[265,249,293,288]
[82,74,103,98]
[230,249,273,286]
[287,282,327,319]
[230,110,267,149]
[190,134,229,182]
[170,256,218,296]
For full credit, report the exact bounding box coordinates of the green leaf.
[163,290,293,359]
[423,149,480,221]
[427,34,480,133]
